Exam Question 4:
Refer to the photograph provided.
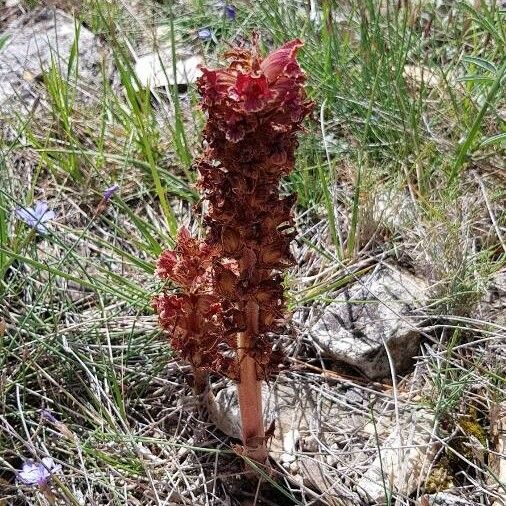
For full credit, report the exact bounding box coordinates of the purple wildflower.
[18,457,61,486]
[197,28,214,42]
[40,408,76,440]
[15,201,55,235]
[103,183,119,201]
[40,408,58,423]
[225,4,236,20]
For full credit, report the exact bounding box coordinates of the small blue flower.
[103,183,119,201]
[198,28,214,42]
[17,457,61,486]
[15,201,55,235]
[225,4,236,20]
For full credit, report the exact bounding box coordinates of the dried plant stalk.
[154,38,312,462]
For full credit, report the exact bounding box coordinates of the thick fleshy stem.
[237,299,267,462]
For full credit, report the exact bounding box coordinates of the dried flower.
[95,183,120,214]
[40,408,76,440]
[15,201,55,235]
[17,457,61,486]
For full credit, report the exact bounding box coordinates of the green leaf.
[0,188,8,272]
[458,74,495,84]
[0,34,9,51]
[462,56,497,74]
[480,132,506,147]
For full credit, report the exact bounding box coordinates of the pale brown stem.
[236,299,268,463]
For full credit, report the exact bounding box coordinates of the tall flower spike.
[155,38,312,463]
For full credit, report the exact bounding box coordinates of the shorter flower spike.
[156,228,219,290]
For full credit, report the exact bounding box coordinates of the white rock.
[280,429,299,463]
[309,266,429,379]
[373,188,417,233]
[134,52,202,88]
[403,65,441,89]
[280,452,297,465]
[357,409,439,503]
[208,376,352,456]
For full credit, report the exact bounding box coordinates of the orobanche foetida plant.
[154,38,312,462]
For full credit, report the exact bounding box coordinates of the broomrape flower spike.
[154,38,312,463]
[15,201,55,235]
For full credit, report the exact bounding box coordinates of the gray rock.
[357,408,440,504]
[420,492,473,505]
[0,8,107,109]
[309,266,429,379]
[208,376,441,505]
[207,377,351,455]
[207,375,363,505]
[489,401,506,506]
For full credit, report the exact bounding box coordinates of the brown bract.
[155,39,312,381]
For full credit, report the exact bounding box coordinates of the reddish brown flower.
[260,39,303,82]
[156,228,219,291]
[155,37,312,386]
